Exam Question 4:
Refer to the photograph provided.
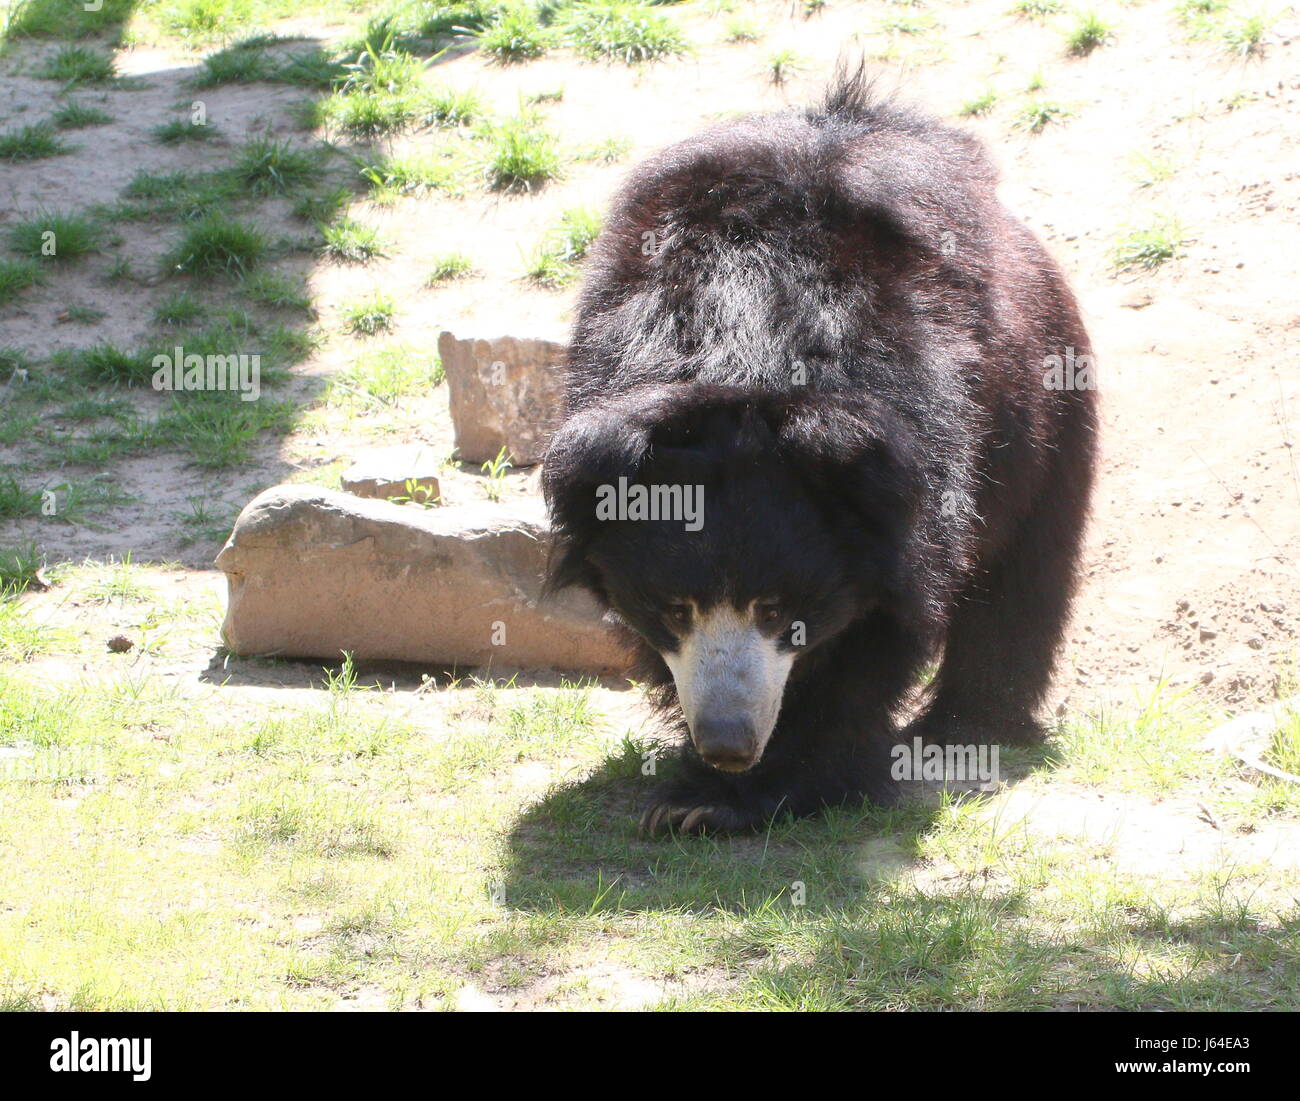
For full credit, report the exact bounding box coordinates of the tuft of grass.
[1111,217,1189,271]
[54,342,154,386]
[52,101,112,129]
[1009,0,1062,17]
[273,48,349,89]
[241,271,313,312]
[332,342,443,406]
[153,117,218,144]
[319,218,387,264]
[37,45,116,85]
[359,150,461,200]
[724,15,762,43]
[232,134,323,196]
[1129,151,1178,188]
[7,210,101,260]
[765,48,807,85]
[0,258,43,299]
[340,292,396,336]
[1220,14,1271,57]
[0,122,70,161]
[562,2,689,64]
[1013,99,1072,132]
[166,213,267,278]
[477,5,553,63]
[421,86,484,127]
[159,0,258,40]
[0,545,43,593]
[523,206,602,288]
[1065,11,1114,56]
[481,113,561,191]
[959,87,998,117]
[153,292,207,327]
[425,253,475,284]
[195,40,272,87]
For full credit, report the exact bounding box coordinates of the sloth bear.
[543,68,1098,835]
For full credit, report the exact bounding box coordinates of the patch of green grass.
[60,303,105,324]
[1013,99,1072,132]
[195,40,273,86]
[0,121,70,160]
[37,45,116,85]
[52,100,112,129]
[358,150,461,200]
[416,0,505,37]
[319,89,414,137]
[1129,151,1178,188]
[1009,0,1062,17]
[959,87,998,117]
[160,0,258,40]
[110,168,240,223]
[166,213,267,278]
[765,48,807,85]
[2,0,137,43]
[724,15,762,42]
[481,112,561,191]
[153,292,207,328]
[1220,13,1271,57]
[52,341,153,385]
[523,206,602,288]
[0,545,43,592]
[340,292,396,336]
[1111,217,1189,271]
[1050,684,1210,790]
[7,210,101,260]
[272,47,349,88]
[878,12,936,35]
[152,117,218,144]
[562,2,689,64]
[331,342,442,406]
[319,218,387,263]
[154,389,297,467]
[477,4,553,63]
[292,186,352,224]
[421,85,484,127]
[232,134,324,196]
[0,258,42,299]
[425,252,475,284]
[241,270,312,312]
[1065,11,1114,56]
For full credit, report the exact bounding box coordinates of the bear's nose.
[693,718,757,772]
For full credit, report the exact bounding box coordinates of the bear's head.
[543,384,926,773]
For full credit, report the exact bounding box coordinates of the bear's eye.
[667,603,692,626]
[757,602,783,624]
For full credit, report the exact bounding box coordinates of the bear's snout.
[693,717,758,772]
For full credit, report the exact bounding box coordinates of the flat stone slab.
[340,444,442,504]
[216,485,632,674]
[437,330,567,467]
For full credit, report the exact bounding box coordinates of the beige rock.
[437,330,567,467]
[216,485,632,675]
[340,444,442,504]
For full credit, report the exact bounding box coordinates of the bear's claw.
[641,801,742,836]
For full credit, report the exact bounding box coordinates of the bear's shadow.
[500,737,1057,917]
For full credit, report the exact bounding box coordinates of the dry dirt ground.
[0,0,1298,1009]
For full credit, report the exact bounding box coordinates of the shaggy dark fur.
[543,67,1098,834]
